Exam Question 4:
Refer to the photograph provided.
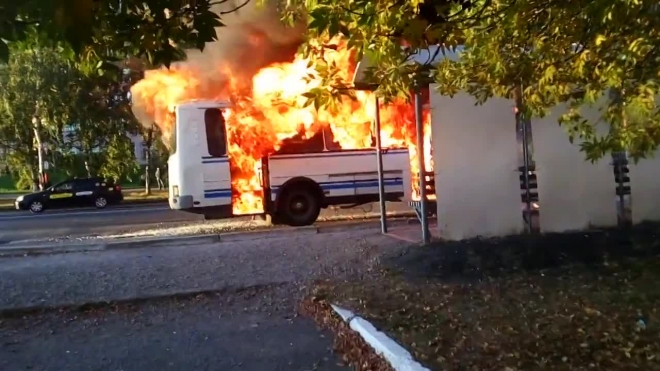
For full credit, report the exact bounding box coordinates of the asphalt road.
[0,227,407,371]
[0,201,412,242]
[0,203,201,242]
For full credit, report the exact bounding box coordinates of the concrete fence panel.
[532,105,618,232]
[430,88,524,240]
[628,151,660,224]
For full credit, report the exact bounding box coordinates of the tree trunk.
[30,166,39,192]
[145,149,152,196]
[85,149,93,177]
[144,125,154,195]
[33,123,44,190]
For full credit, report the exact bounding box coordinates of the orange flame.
[132,41,433,215]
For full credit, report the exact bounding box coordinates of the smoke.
[131,0,306,129]
[185,0,305,84]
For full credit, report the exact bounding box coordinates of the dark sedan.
[15,177,124,213]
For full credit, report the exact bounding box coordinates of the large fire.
[131,40,433,215]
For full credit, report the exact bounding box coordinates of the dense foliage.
[282,0,660,160]
[1,0,224,68]
[0,30,142,189]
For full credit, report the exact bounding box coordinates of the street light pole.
[414,83,430,244]
[374,96,388,233]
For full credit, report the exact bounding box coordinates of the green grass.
[0,189,168,211]
[123,189,169,201]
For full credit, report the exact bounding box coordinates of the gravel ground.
[0,229,405,310]
[0,228,408,370]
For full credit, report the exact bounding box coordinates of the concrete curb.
[0,218,417,257]
[0,234,220,257]
[0,282,289,318]
[0,199,167,213]
[331,304,430,371]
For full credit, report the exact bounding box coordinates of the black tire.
[28,200,45,214]
[278,186,321,227]
[94,196,108,209]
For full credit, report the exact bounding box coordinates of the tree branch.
[209,0,232,6]
[341,6,367,16]
[218,0,251,14]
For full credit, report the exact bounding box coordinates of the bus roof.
[175,100,232,110]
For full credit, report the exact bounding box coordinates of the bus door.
[260,156,272,212]
[201,108,232,205]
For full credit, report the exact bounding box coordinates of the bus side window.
[322,127,342,151]
[204,108,227,157]
[369,121,377,147]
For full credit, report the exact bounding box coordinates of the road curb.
[330,304,430,371]
[0,282,289,318]
[0,199,167,213]
[105,234,221,249]
[0,234,220,257]
[0,217,417,257]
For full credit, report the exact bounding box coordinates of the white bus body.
[168,100,413,226]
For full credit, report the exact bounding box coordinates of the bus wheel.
[280,188,321,227]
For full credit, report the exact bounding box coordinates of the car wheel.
[279,187,321,227]
[29,201,44,214]
[94,196,108,209]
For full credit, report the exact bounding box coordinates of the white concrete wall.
[629,151,660,224]
[430,88,524,240]
[532,105,618,232]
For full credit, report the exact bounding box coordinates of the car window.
[54,182,74,192]
[74,180,96,191]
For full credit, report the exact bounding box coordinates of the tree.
[141,124,156,195]
[63,59,140,174]
[1,0,251,70]
[284,0,660,161]
[138,124,169,195]
[0,33,76,189]
[98,133,140,184]
[0,29,142,189]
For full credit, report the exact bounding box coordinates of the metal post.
[374,96,388,233]
[515,81,534,233]
[414,84,430,243]
[520,116,532,233]
[614,152,627,224]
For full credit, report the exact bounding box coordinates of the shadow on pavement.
[385,221,660,283]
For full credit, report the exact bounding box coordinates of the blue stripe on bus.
[204,190,232,198]
[202,178,404,199]
[200,150,408,164]
[202,155,228,159]
[270,178,403,190]
[269,150,408,160]
[202,158,229,164]
[321,179,403,190]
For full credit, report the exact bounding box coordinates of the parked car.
[14,177,124,213]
